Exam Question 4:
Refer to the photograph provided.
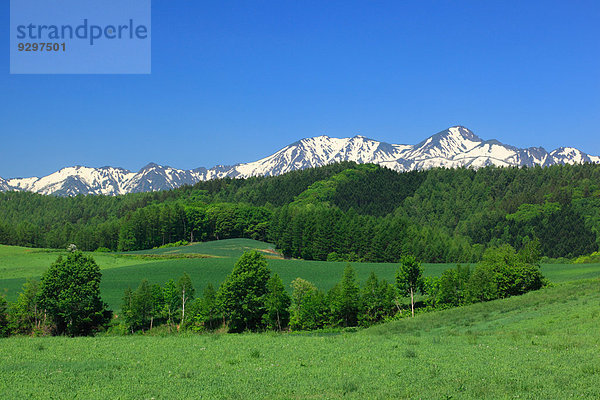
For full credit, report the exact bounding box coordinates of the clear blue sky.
[2,0,599,178]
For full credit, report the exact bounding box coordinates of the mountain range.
[2,126,598,196]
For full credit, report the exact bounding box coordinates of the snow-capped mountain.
[4,165,204,196]
[202,126,599,177]
[7,166,136,196]
[122,163,205,194]
[2,126,599,196]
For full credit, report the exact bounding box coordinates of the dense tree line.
[113,247,546,334]
[0,245,548,337]
[269,205,481,262]
[116,203,271,251]
[1,163,599,261]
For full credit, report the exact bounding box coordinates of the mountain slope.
[2,126,598,196]
[0,178,11,191]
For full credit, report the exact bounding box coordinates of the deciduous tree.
[290,278,328,331]
[8,279,48,335]
[39,252,111,336]
[217,251,270,332]
[396,255,424,317]
[177,272,195,325]
[263,273,291,331]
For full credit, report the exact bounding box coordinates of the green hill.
[0,240,453,309]
[2,240,600,312]
[1,276,598,399]
[127,237,276,258]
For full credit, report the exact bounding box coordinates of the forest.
[0,162,599,262]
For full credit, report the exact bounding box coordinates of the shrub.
[155,240,190,249]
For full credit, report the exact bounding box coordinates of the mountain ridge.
[2,126,599,196]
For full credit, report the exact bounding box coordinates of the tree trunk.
[34,304,39,329]
[276,310,281,331]
[167,306,173,331]
[410,287,414,318]
[394,298,401,313]
[181,288,186,325]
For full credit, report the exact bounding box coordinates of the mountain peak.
[409,126,484,160]
[445,126,482,141]
[139,162,160,172]
[2,126,598,196]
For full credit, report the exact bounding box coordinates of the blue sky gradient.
[1,1,599,178]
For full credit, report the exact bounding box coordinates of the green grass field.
[2,239,600,311]
[0,244,151,280]
[2,240,600,398]
[0,240,455,309]
[127,238,277,258]
[1,276,598,399]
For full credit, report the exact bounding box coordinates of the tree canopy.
[39,252,111,336]
[1,162,599,262]
[217,251,271,333]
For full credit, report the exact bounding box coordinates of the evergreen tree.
[189,283,221,331]
[121,287,134,332]
[333,264,360,327]
[360,272,396,326]
[128,280,154,331]
[149,283,164,329]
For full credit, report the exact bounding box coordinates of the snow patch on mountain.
[0,177,11,191]
[549,147,597,165]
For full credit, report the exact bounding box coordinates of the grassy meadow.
[0,239,453,310]
[1,240,600,398]
[2,239,600,311]
[1,276,599,399]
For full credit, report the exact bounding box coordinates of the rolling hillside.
[1,273,598,398]
[2,240,600,311]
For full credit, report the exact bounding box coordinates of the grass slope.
[2,240,600,311]
[0,240,453,309]
[1,278,598,399]
[0,245,149,280]
[95,258,452,312]
[127,238,277,258]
